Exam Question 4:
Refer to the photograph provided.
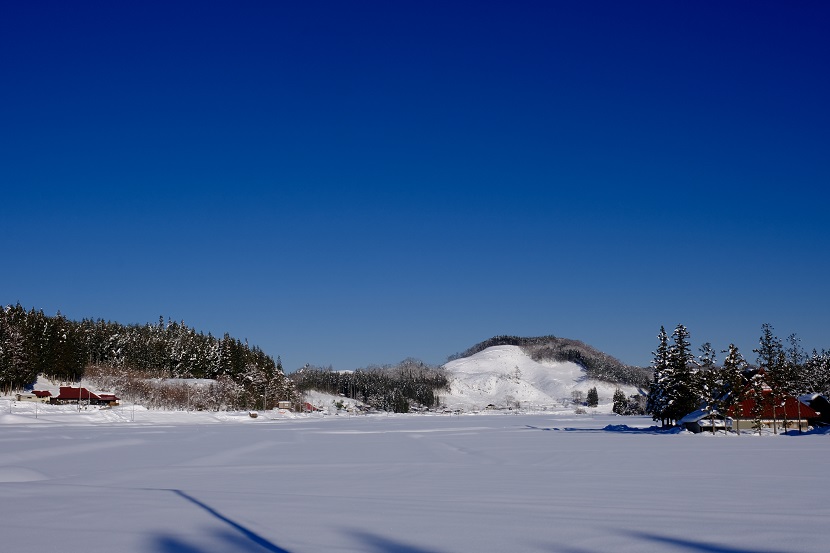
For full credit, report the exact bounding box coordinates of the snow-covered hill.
[441,345,639,411]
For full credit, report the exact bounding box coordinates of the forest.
[0,303,294,410]
[288,358,449,413]
[646,323,830,428]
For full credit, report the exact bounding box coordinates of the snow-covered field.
[1,404,828,553]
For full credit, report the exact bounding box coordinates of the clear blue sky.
[2,1,828,371]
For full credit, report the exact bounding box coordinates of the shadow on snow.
[150,488,292,553]
[524,424,683,434]
[544,530,794,553]
[147,490,449,553]
[344,530,449,553]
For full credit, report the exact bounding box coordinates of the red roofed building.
[727,390,818,433]
[97,394,120,406]
[53,387,120,406]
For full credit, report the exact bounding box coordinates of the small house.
[33,390,52,401]
[97,394,120,406]
[679,409,733,434]
[15,393,38,402]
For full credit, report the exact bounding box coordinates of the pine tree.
[696,342,724,434]
[782,334,806,432]
[721,343,748,434]
[804,349,830,397]
[586,386,599,407]
[665,324,698,425]
[612,388,627,415]
[754,324,783,370]
[754,324,786,433]
[748,370,766,435]
[646,326,671,426]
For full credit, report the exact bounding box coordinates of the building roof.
[55,387,101,401]
[33,390,52,397]
[728,393,819,420]
[679,409,728,424]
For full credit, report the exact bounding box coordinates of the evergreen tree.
[721,343,748,434]
[612,388,627,415]
[586,386,599,407]
[665,324,698,425]
[754,324,787,433]
[782,334,806,429]
[754,323,783,370]
[747,370,766,435]
[646,326,671,426]
[804,349,830,396]
[696,342,724,434]
[698,342,716,370]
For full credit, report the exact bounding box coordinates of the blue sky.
[2,1,828,371]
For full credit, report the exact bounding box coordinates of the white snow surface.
[1,398,829,553]
[442,345,638,411]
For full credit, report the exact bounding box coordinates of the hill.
[441,345,641,411]
[448,335,650,386]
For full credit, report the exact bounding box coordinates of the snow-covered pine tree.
[754,324,783,371]
[721,343,748,434]
[754,324,786,433]
[781,334,807,431]
[665,324,698,425]
[586,386,599,407]
[646,326,671,426]
[612,388,627,415]
[696,342,722,434]
[804,349,830,397]
[748,370,766,435]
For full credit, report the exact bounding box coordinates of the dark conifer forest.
[0,304,294,410]
[288,359,449,413]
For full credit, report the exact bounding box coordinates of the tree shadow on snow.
[153,527,289,553]
[541,530,793,553]
[149,488,292,553]
[620,531,792,553]
[344,529,449,553]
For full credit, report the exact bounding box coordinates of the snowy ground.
[1,403,828,553]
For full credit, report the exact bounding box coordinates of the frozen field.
[1,408,828,553]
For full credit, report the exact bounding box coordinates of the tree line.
[289,358,449,413]
[0,304,294,410]
[646,323,830,428]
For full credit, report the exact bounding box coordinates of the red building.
[53,387,120,406]
[727,390,818,432]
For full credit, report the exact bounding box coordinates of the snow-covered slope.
[441,345,638,411]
